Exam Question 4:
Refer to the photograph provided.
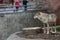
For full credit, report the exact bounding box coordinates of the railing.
[0,4,40,14]
[0,1,50,14]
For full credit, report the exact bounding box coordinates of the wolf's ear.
[40,12,43,15]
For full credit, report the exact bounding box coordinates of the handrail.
[0,4,36,11]
[0,9,40,15]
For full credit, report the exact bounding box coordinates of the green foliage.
[52,26,60,31]
[56,26,60,31]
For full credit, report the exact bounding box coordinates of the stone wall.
[0,12,43,40]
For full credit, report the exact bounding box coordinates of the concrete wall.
[0,12,43,40]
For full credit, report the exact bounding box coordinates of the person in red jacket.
[14,0,20,11]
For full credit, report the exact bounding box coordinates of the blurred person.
[13,0,20,12]
[23,0,28,11]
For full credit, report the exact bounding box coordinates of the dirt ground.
[17,32,60,40]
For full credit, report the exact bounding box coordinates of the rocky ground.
[17,32,60,40]
[7,31,60,40]
[7,32,45,40]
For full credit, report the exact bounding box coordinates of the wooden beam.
[22,27,41,30]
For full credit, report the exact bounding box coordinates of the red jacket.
[14,1,20,7]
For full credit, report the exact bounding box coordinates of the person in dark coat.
[23,0,28,11]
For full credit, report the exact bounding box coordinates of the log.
[22,27,41,30]
[22,27,41,35]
